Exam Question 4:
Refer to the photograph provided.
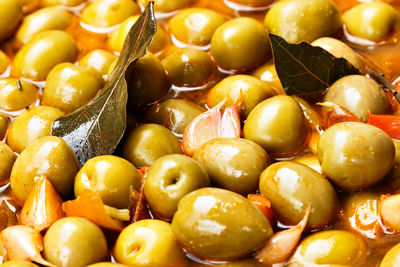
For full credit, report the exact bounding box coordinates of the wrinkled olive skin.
[162,47,214,86]
[42,63,103,113]
[343,2,400,41]
[0,50,9,74]
[380,243,400,267]
[138,0,197,12]
[0,78,39,111]
[243,95,307,154]
[44,217,108,267]
[10,136,79,202]
[1,261,39,267]
[12,30,78,81]
[81,0,139,27]
[251,61,284,94]
[318,122,395,191]
[207,75,276,118]
[114,219,183,267]
[145,154,210,219]
[74,155,142,209]
[172,187,273,260]
[291,154,321,173]
[7,106,64,153]
[41,0,87,6]
[211,17,270,70]
[146,99,204,135]
[289,230,367,266]
[324,75,388,122]
[0,0,22,41]
[265,0,341,44]
[260,162,337,228]
[16,7,71,44]
[169,8,225,46]
[193,138,270,195]
[126,53,169,111]
[87,263,128,267]
[0,142,16,183]
[0,113,8,139]
[79,49,116,77]
[122,124,182,168]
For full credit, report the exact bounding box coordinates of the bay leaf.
[51,2,157,167]
[269,34,360,95]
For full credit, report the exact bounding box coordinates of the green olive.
[207,75,276,118]
[114,219,183,267]
[172,187,273,260]
[265,0,341,43]
[251,61,284,94]
[11,30,78,81]
[162,47,214,86]
[0,78,39,111]
[243,95,307,154]
[10,136,79,202]
[0,142,16,184]
[145,99,204,135]
[318,122,395,191]
[122,124,182,168]
[74,155,141,209]
[43,217,108,267]
[169,8,225,47]
[137,0,197,13]
[79,49,117,77]
[291,154,321,173]
[0,50,9,74]
[0,113,8,139]
[42,63,103,113]
[1,261,39,267]
[380,243,400,267]
[342,191,380,222]
[343,2,400,41]
[211,17,270,70]
[41,0,87,6]
[193,138,270,195]
[0,0,23,41]
[81,0,139,27]
[16,7,71,44]
[7,106,64,153]
[87,263,128,267]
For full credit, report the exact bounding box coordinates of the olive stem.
[16,80,23,91]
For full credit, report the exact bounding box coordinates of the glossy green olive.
[114,219,183,267]
[122,124,182,168]
[291,154,321,173]
[243,95,307,154]
[42,63,103,113]
[10,136,79,202]
[162,47,214,86]
[7,106,64,153]
[289,230,367,266]
[0,78,39,111]
[74,155,142,209]
[251,61,284,94]
[16,7,71,44]
[318,122,395,191]
[145,99,204,135]
[126,53,169,111]
[144,154,210,219]
[193,138,270,195]
[81,0,139,27]
[86,263,128,267]
[0,142,16,184]
[207,75,276,118]
[380,243,400,267]
[211,17,270,70]
[0,50,9,74]
[265,0,341,43]
[0,113,8,139]
[12,30,78,81]
[169,8,225,46]
[343,2,400,41]
[0,0,23,41]
[43,217,108,267]
[41,0,87,6]
[1,261,39,267]
[324,75,388,122]
[138,0,197,12]
[79,49,116,77]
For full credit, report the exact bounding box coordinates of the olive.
[386,140,400,190]
[191,259,263,267]
[380,243,400,267]
[81,0,139,27]
[264,0,341,44]
[87,264,128,267]
[122,124,182,168]
[171,187,273,260]
[211,17,270,70]
[0,50,9,74]
[291,154,321,173]
[11,30,78,81]
[0,113,8,139]
[113,219,183,267]
[16,7,71,44]
[193,138,270,195]
[229,0,273,6]
[7,106,64,153]
[162,47,214,86]
[207,75,276,118]
[43,217,108,267]
[41,0,87,6]
[0,0,23,41]
[144,154,210,219]
[324,75,388,122]
[137,0,197,13]
[169,8,225,47]
[145,99,204,135]
[0,141,16,184]
[243,95,307,154]
[74,155,142,209]
[343,2,400,41]
[79,49,117,77]
[251,61,284,94]
[10,136,79,202]
[1,261,39,267]
[42,63,103,113]
[0,78,39,111]
[318,122,395,191]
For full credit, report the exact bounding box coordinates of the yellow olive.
[0,113,8,139]
[291,154,321,173]
[1,261,39,267]
[78,49,117,77]
[0,50,9,74]
[138,0,197,13]
[41,0,87,6]
[229,0,273,6]
[0,141,16,184]
[0,78,39,111]
[251,61,284,94]
[380,243,400,267]
[0,0,23,41]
